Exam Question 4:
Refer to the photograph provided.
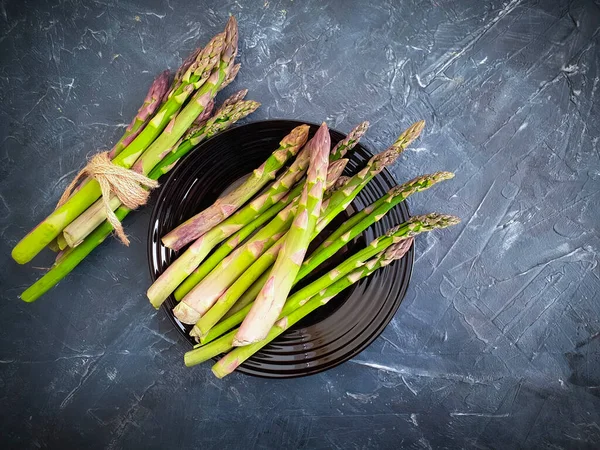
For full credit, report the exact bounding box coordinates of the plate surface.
[148,120,413,378]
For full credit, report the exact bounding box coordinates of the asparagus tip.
[383,237,414,262]
[326,159,349,188]
[281,124,310,148]
[409,213,461,231]
[393,120,426,151]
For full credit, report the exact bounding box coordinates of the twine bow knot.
[57,151,159,245]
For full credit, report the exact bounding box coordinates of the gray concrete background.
[1,0,599,448]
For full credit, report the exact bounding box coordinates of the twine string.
[57,152,159,245]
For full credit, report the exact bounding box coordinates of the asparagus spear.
[191,171,356,336]
[132,16,238,176]
[62,96,259,247]
[66,68,174,201]
[20,96,257,302]
[189,240,283,338]
[171,201,297,318]
[299,171,454,279]
[160,124,310,251]
[197,213,459,344]
[233,123,330,345]
[185,239,412,369]
[170,46,202,94]
[12,18,236,264]
[174,193,298,301]
[190,122,425,333]
[173,158,348,301]
[63,90,215,247]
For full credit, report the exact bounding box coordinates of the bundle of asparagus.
[144,115,459,377]
[15,17,263,302]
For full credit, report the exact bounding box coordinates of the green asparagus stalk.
[233,123,330,346]
[62,96,259,248]
[199,213,459,344]
[61,30,238,249]
[173,158,348,301]
[189,240,283,337]
[12,20,235,264]
[132,15,239,176]
[185,239,412,369]
[329,121,369,161]
[174,193,297,301]
[171,124,367,294]
[161,124,310,251]
[170,46,202,94]
[221,63,241,89]
[19,96,257,302]
[318,120,424,228]
[20,208,131,303]
[299,171,454,279]
[221,274,265,320]
[172,208,292,322]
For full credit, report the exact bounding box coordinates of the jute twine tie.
[57,151,159,245]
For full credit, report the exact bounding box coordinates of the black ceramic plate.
[148,120,413,378]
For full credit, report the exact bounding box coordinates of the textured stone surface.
[1,0,600,448]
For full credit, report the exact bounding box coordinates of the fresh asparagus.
[319,120,424,228]
[234,123,330,345]
[12,18,236,264]
[161,124,310,251]
[190,122,425,333]
[62,96,259,248]
[20,95,257,302]
[172,204,294,322]
[299,171,454,279]
[189,240,282,337]
[132,16,238,176]
[174,192,298,301]
[197,213,459,344]
[173,158,348,301]
[185,239,412,369]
